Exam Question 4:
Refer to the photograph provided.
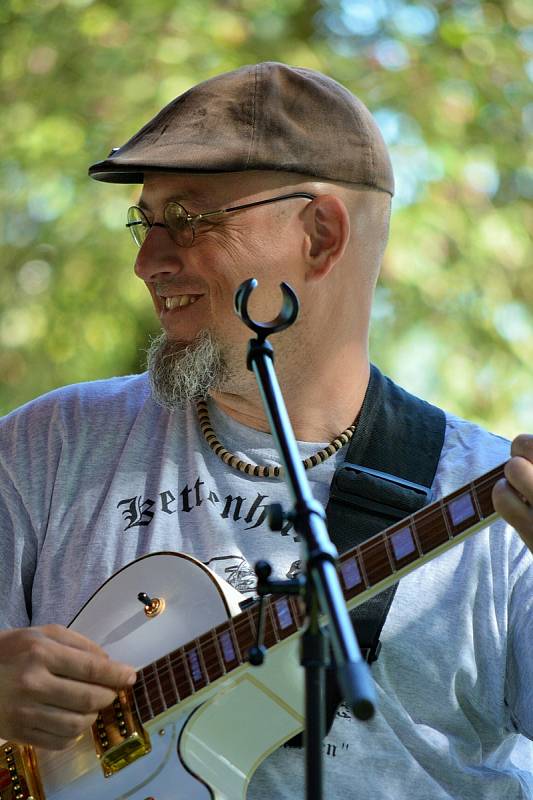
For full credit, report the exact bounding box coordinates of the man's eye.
[195,220,220,237]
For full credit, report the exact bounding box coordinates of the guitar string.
[139,476,500,704]
[138,594,300,704]
[140,469,503,699]
[139,470,503,700]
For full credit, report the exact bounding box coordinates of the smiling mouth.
[161,294,202,310]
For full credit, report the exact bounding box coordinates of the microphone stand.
[234,279,376,800]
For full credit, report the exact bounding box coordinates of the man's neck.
[209,355,370,443]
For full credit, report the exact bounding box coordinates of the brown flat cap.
[88,61,394,196]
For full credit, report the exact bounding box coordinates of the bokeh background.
[1,0,531,437]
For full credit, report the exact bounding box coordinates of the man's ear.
[303,195,350,281]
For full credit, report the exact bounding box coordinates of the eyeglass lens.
[164,203,194,247]
[126,206,149,247]
[126,204,194,247]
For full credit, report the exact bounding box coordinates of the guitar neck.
[132,461,506,724]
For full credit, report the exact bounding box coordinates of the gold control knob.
[137,593,165,618]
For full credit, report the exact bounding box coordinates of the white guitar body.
[8,468,501,799]
[35,552,304,800]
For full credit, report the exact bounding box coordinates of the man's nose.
[134,225,184,282]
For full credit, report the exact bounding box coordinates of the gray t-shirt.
[1,372,532,799]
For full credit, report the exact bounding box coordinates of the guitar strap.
[287,363,446,745]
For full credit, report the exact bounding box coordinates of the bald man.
[0,63,531,799]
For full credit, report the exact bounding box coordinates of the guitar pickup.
[92,687,151,778]
[0,741,44,800]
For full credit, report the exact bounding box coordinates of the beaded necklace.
[196,398,357,479]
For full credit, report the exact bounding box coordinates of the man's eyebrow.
[137,191,215,212]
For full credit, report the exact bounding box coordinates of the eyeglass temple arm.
[193,192,316,222]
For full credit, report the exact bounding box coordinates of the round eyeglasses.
[126,192,316,248]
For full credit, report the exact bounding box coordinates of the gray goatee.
[146,330,229,410]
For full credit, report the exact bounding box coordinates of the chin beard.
[146,330,231,410]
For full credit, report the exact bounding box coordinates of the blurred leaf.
[0,0,531,439]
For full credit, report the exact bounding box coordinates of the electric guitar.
[0,462,505,799]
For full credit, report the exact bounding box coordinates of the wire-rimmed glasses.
[126,192,316,248]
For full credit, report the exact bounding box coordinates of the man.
[0,62,532,798]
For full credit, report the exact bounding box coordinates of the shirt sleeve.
[504,529,533,739]
[0,396,64,629]
[0,459,37,628]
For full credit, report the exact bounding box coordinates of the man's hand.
[493,434,533,553]
[0,624,137,751]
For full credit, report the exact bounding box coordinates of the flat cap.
[88,61,394,196]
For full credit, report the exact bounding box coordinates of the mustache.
[154,280,206,295]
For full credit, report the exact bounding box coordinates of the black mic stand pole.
[234,279,376,800]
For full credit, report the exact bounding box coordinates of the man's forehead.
[138,170,313,209]
[139,173,224,208]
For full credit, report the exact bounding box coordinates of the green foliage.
[1,0,531,437]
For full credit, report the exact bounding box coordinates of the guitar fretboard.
[132,462,505,723]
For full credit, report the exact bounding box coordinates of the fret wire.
[202,632,225,681]
[474,475,498,516]
[476,463,505,487]
[475,479,498,518]
[182,649,197,694]
[194,648,235,677]
[241,607,259,656]
[345,468,503,581]
[266,598,280,643]
[350,466,504,567]
[211,629,227,675]
[383,514,424,560]
[142,669,165,699]
[181,471,509,685]
[166,653,180,702]
[247,606,257,637]
[355,548,370,588]
[158,460,502,680]
[215,622,239,668]
[362,539,394,583]
[409,515,423,556]
[465,469,503,505]
[470,480,483,519]
[229,619,242,663]
[289,595,303,628]
[163,615,284,684]
[153,664,167,711]
[131,680,146,722]
[439,497,454,539]
[273,596,296,633]
[169,648,195,695]
[138,669,154,720]
[195,638,210,684]
[166,649,217,692]
[382,533,396,572]
[135,464,508,694]
[165,639,217,686]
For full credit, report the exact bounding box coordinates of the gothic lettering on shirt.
[116,496,155,530]
[116,473,295,537]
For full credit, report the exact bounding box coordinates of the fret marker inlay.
[187,648,203,684]
[449,493,475,526]
[341,558,362,589]
[105,461,505,731]
[274,598,293,630]
[219,630,236,663]
[390,526,416,560]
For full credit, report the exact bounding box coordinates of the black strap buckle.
[331,462,433,523]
